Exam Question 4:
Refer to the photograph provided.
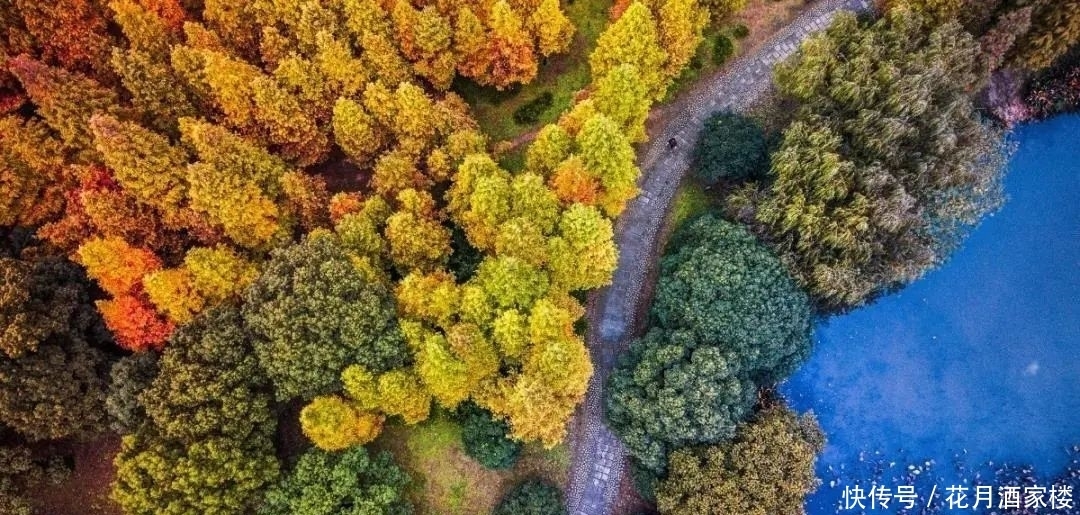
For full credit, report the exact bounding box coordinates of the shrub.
[513,92,555,125]
[494,479,567,515]
[693,112,767,184]
[458,402,522,469]
[732,23,750,39]
[712,34,735,65]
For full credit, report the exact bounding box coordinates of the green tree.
[754,10,1007,309]
[111,305,279,515]
[606,215,811,473]
[243,231,408,400]
[493,479,567,515]
[693,112,767,184]
[106,352,159,434]
[261,446,413,515]
[656,403,825,515]
[112,426,279,515]
[0,256,111,441]
[457,401,522,469]
[139,305,272,443]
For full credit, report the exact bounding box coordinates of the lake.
[782,114,1080,514]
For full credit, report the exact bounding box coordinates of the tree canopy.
[261,446,413,515]
[736,9,1007,310]
[243,231,408,401]
[493,479,567,515]
[606,214,811,473]
[111,305,279,515]
[656,402,825,515]
[693,112,767,184]
[0,255,111,441]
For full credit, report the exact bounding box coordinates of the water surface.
[782,115,1080,514]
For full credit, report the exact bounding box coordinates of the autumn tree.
[656,403,825,515]
[183,245,258,303]
[1012,0,1080,71]
[590,2,669,100]
[96,294,174,351]
[180,117,292,249]
[0,116,68,227]
[342,364,432,425]
[385,189,452,273]
[243,231,408,400]
[11,0,115,74]
[89,114,189,212]
[575,113,639,216]
[75,236,161,296]
[486,0,539,89]
[299,395,385,450]
[530,0,575,57]
[657,0,708,78]
[592,64,651,143]
[6,54,120,154]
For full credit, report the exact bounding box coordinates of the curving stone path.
[565,1,874,514]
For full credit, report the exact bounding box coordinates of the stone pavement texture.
[564,1,874,514]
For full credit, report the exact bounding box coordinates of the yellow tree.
[300,395,384,450]
[384,189,452,273]
[0,116,68,227]
[589,2,669,101]
[142,267,205,324]
[547,204,618,291]
[332,97,388,166]
[179,118,291,249]
[395,271,461,329]
[657,0,708,78]
[6,55,120,155]
[89,114,189,212]
[183,245,259,303]
[529,0,575,57]
[486,0,539,89]
[576,114,640,216]
[592,64,651,142]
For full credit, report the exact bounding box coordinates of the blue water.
[782,114,1080,514]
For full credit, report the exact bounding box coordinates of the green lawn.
[371,411,571,515]
[670,181,713,231]
[454,0,611,143]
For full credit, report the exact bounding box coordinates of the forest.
[0,0,1077,513]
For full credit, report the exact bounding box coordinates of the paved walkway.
[564,1,874,514]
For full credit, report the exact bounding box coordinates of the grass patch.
[670,182,713,231]
[371,411,571,515]
[454,0,611,142]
